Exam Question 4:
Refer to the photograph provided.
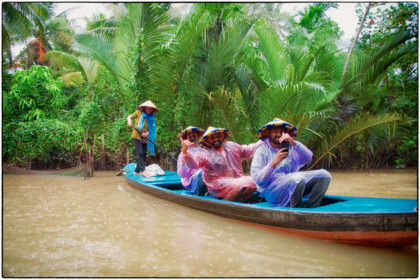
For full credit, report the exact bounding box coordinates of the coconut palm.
[2,2,53,68]
[85,13,118,39]
[2,2,77,70]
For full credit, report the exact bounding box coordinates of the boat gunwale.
[124,175,418,233]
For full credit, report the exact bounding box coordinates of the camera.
[280,141,289,152]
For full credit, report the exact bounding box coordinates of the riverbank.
[2,163,88,177]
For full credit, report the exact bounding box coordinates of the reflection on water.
[2,169,418,277]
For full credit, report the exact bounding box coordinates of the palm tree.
[25,8,75,69]
[249,23,342,140]
[2,2,76,70]
[2,2,53,68]
[148,3,257,144]
[236,3,410,167]
[85,13,118,39]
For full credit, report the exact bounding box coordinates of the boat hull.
[123,165,417,247]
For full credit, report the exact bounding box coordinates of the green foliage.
[85,13,118,39]
[4,66,66,122]
[2,70,14,93]
[310,113,402,168]
[2,2,53,66]
[2,3,417,170]
[2,119,80,167]
[76,101,103,131]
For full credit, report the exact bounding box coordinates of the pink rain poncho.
[177,146,203,193]
[250,138,331,207]
[183,141,262,200]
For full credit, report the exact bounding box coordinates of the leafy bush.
[4,65,66,123]
[2,119,80,168]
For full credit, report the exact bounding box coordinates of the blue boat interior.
[123,163,418,214]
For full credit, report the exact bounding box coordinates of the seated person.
[180,126,262,202]
[250,118,331,208]
[177,126,207,196]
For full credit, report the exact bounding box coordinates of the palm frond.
[207,86,244,142]
[254,25,287,81]
[46,50,86,79]
[74,33,122,84]
[206,23,253,90]
[310,113,402,168]
[288,45,314,82]
[342,30,415,93]
[77,57,99,84]
[113,3,171,93]
[61,72,85,87]
[2,3,35,40]
[233,63,260,134]
[150,10,212,97]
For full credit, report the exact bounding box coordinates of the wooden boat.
[122,163,418,247]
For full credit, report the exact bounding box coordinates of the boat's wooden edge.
[233,219,418,247]
[124,175,418,237]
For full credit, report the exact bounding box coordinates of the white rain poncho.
[177,146,203,193]
[250,138,331,206]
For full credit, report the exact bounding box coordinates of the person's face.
[144,107,154,115]
[209,132,224,148]
[186,131,199,143]
[269,126,287,145]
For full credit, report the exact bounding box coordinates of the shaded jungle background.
[2,3,418,172]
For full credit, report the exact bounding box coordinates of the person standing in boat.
[250,118,331,208]
[126,100,158,176]
[177,126,208,196]
[180,127,262,202]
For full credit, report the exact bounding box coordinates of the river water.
[2,168,418,277]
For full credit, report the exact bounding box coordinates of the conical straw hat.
[178,126,205,140]
[138,100,158,112]
[199,126,230,147]
[256,118,298,139]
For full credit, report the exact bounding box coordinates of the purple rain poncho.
[250,138,331,207]
[183,140,262,200]
[177,145,203,193]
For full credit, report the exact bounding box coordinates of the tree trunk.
[99,134,106,169]
[91,133,96,173]
[85,134,96,179]
[85,149,93,180]
[78,126,90,166]
[342,3,372,77]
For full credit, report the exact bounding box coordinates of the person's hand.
[127,120,133,128]
[179,138,193,154]
[141,131,149,138]
[279,132,296,146]
[270,148,289,168]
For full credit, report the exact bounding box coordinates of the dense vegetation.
[2,3,418,171]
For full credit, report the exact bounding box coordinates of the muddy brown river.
[2,168,418,277]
